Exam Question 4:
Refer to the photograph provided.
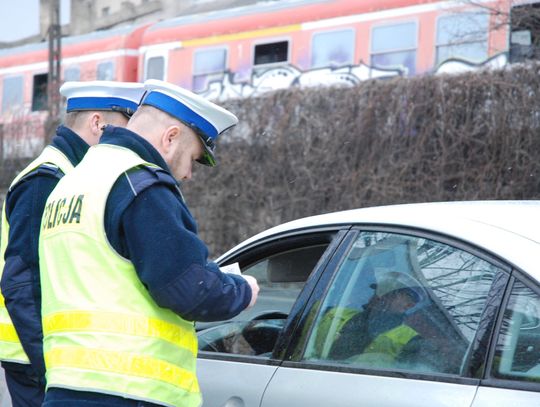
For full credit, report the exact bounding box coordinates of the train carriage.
[138,0,514,101]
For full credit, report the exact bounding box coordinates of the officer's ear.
[88,112,104,143]
[160,125,180,155]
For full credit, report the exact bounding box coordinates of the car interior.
[303,235,473,375]
[197,232,336,356]
[493,281,540,382]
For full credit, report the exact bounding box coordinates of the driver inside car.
[327,271,429,367]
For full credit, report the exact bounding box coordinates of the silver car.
[196,201,540,407]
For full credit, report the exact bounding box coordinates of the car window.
[491,280,540,382]
[197,233,335,357]
[300,231,505,375]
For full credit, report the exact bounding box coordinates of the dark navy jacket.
[1,125,89,379]
[102,125,252,322]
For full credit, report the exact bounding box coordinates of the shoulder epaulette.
[9,163,64,192]
[123,165,180,197]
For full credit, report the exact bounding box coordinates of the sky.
[0,0,70,43]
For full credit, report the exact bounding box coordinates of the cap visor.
[197,148,216,167]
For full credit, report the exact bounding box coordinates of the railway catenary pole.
[46,0,62,143]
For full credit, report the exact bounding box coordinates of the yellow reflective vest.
[346,324,419,368]
[0,146,73,364]
[363,324,418,359]
[39,144,201,407]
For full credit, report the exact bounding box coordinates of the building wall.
[51,0,263,38]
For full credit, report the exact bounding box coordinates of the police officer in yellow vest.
[39,79,260,407]
[0,81,145,407]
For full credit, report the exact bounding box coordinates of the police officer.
[0,81,145,407]
[39,79,259,407]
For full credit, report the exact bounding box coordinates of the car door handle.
[221,396,244,407]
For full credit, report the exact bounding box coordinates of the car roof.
[218,201,540,281]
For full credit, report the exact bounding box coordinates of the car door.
[196,228,349,407]
[260,228,511,407]
[471,274,540,406]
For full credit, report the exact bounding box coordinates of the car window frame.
[279,225,511,387]
[196,226,351,365]
[482,270,540,393]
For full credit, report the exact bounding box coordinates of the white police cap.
[142,79,238,167]
[60,81,145,118]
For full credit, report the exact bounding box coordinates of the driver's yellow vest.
[364,324,418,359]
[39,144,201,407]
[0,146,73,364]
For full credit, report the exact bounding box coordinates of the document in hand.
[219,262,242,275]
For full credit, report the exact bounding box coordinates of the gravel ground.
[0,367,11,407]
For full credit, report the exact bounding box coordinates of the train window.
[311,29,355,69]
[32,73,48,112]
[146,56,165,81]
[2,76,23,113]
[371,22,417,75]
[193,48,227,93]
[254,41,289,66]
[435,13,489,66]
[64,66,81,81]
[510,3,540,63]
[97,61,115,80]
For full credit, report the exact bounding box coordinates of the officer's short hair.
[63,110,126,129]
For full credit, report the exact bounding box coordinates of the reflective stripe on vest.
[39,144,201,407]
[0,146,73,364]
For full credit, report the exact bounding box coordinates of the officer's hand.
[242,275,259,308]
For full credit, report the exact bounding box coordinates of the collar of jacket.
[99,125,171,173]
[52,125,90,167]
